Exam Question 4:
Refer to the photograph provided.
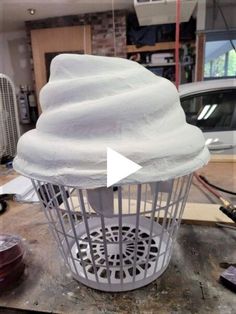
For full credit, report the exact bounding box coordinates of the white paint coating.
[13,54,210,188]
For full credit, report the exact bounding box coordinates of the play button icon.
[107,147,142,187]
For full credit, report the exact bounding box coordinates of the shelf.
[142,61,193,67]
[143,62,176,67]
[126,41,195,53]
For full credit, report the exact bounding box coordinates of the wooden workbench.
[0,162,235,313]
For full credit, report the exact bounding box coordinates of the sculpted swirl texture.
[14,54,210,188]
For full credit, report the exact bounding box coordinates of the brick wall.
[25,10,127,57]
[25,10,127,100]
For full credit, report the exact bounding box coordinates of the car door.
[180,88,236,154]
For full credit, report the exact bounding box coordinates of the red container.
[0,234,25,289]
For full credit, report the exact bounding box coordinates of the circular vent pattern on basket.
[75,224,159,281]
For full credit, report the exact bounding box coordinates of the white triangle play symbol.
[107,147,142,187]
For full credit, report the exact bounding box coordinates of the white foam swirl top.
[14,54,209,187]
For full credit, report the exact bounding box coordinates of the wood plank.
[210,154,236,163]
[127,42,176,53]
[126,41,195,53]
[183,202,234,226]
[59,196,234,226]
[195,32,205,81]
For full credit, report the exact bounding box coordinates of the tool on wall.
[18,85,38,125]
[18,85,30,124]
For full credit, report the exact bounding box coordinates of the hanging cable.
[199,175,236,196]
[111,0,117,57]
[194,173,236,223]
[175,0,181,89]
[194,173,222,200]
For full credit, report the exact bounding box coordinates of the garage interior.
[0,0,236,313]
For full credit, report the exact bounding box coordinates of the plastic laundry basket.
[32,174,192,292]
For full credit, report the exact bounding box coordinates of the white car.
[179,79,236,154]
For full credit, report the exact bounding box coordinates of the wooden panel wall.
[30,25,91,112]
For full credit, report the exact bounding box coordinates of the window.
[181,89,236,132]
[204,40,236,79]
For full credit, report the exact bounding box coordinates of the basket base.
[65,216,173,292]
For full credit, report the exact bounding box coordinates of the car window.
[180,89,236,132]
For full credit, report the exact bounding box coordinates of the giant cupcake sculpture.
[14,54,209,292]
[14,54,209,187]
